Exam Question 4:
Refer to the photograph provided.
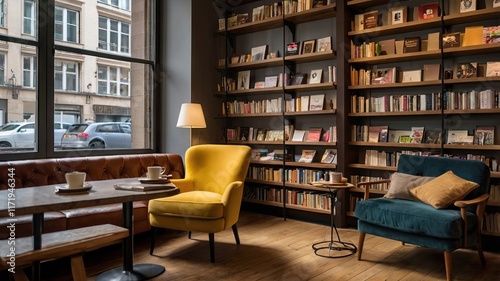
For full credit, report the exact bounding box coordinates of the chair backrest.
[184,144,252,195]
[397,155,491,205]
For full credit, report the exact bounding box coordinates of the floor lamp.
[176,103,206,145]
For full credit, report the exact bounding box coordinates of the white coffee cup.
[330,172,342,183]
[147,166,165,179]
[65,172,86,188]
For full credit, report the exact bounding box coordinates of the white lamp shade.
[176,103,207,128]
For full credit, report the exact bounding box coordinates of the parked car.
[0,122,70,149]
[61,122,131,149]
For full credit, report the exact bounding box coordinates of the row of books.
[351,93,441,113]
[243,186,331,211]
[349,176,389,191]
[350,34,440,59]
[483,213,500,233]
[362,150,435,167]
[442,154,498,172]
[349,196,363,213]
[248,167,283,183]
[226,126,336,143]
[248,166,330,184]
[243,186,283,203]
[443,90,499,110]
[489,185,500,202]
[282,0,330,15]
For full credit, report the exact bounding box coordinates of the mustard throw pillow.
[384,172,435,200]
[410,171,479,209]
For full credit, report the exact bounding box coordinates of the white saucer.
[55,183,93,194]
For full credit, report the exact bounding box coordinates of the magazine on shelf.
[424,130,442,144]
[320,149,337,164]
[410,127,425,143]
[298,150,316,163]
[291,130,306,142]
[309,94,325,111]
[475,126,495,145]
[447,130,470,144]
[306,127,323,142]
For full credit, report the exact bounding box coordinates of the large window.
[98,17,130,54]
[98,0,131,11]
[23,0,36,36]
[1,0,155,157]
[23,56,37,88]
[55,7,79,43]
[55,60,78,92]
[97,65,129,97]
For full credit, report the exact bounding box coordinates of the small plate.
[138,177,171,184]
[55,183,93,194]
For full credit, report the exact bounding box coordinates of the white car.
[0,122,71,149]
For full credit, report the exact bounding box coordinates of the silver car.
[0,122,70,149]
[61,122,131,149]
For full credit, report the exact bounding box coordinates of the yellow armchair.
[148,144,251,262]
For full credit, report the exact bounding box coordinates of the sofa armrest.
[454,193,489,248]
[221,181,244,228]
[169,179,194,193]
[357,179,392,200]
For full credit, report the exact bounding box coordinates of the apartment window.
[55,60,79,92]
[0,53,4,85]
[98,17,130,54]
[55,7,79,43]
[23,0,36,36]
[97,65,130,97]
[98,0,131,11]
[0,0,5,27]
[23,56,37,88]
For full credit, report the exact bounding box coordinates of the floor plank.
[3,211,499,281]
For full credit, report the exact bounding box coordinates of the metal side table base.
[95,264,165,281]
[312,187,357,258]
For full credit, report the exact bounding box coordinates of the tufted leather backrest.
[0,153,184,190]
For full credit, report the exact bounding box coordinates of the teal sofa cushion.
[355,197,477,239]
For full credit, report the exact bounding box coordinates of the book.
[403,37,421,53]
[286,42,300,56]
[320,149,337,164]
[442,32,461,48]
[402,70,422,83]
[353,14,364,31]
[316,36,332,52]
[486,62,500,77]
[388,6,407,25]
[239,127,250,141]
[289,73,306,85]
[363,11,378,29]
[291,130,306,142]
[306,127,323,142]
[418,2,439,20]
[456,62,477,78]
[309,69,322,84]
[298,150,316,163]
[475,126,495,145]
[460,0,476,13]
[265,130,284,141]
[371,67,396,84]
[463,26,483,46]
[309,94,325,111]
[447,130,469,144]
[256,128,267,141]
[114,183,177,192]
[427,32,440,51]
[264,76,278,87]
[410,127,424,143]
[388,130,412,143]
[300,96,310,111]
[423,64,440,81]
[483,26,500,44]
[251,45,267,61]
[424,130,442,144]
[379,127,389,142]
[377,39,395,56]
[368,126,381,142]
[237,70,250,90]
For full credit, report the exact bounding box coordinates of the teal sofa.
[354,154,490,281]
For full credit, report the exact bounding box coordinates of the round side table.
[311,183,357,258]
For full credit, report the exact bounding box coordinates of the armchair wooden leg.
[150,226,158,255]
[357,232,366,261]
[209,233,215,263]
[444,251,452,281]
[188,231,192,239]
[476,237,486,266]
[232,224,240,245]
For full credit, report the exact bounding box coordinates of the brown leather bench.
[0,153,184,239]
[0,224,128,281]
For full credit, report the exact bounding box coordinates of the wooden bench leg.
[71,255,87,281]
[357,232,366,261]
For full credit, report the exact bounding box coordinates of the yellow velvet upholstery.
[148,144,251,262]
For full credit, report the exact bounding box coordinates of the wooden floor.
[7,211,500,280]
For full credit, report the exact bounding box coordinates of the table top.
[0,179,179,217]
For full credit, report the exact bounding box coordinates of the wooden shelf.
[491,172,500,179]
[346,0,391,9]
[222,110,336,118]
[228,140,284,145]
[349,187,387,195]
[245,178,283,187]
[348,163,397,172]
[284,109,336,116]
[243,198,283,208]
[218,57,283,71]
[349,141,442,149]
[286,182,333,192]
[482,231,500,237]
[285,141,337,146]
[443,43,500,57]
[443,109,500,115]
[225,87,283,95]
[444,7,500,25]
[349,49,442,65]
[349,80,441,90]
[285,203,331,215]
[284,162,337,169]
[349,110,441,117]
[348,17,441,38]
[223,112,283,118]
[444,76,500,85]
[488,200,500,207]
[443,144,500,151]
[285,82,336,92]
[284,3,336,24]
[285,50,336,63]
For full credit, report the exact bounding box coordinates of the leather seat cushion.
[149,191,223,219]
[355,197,476,239]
